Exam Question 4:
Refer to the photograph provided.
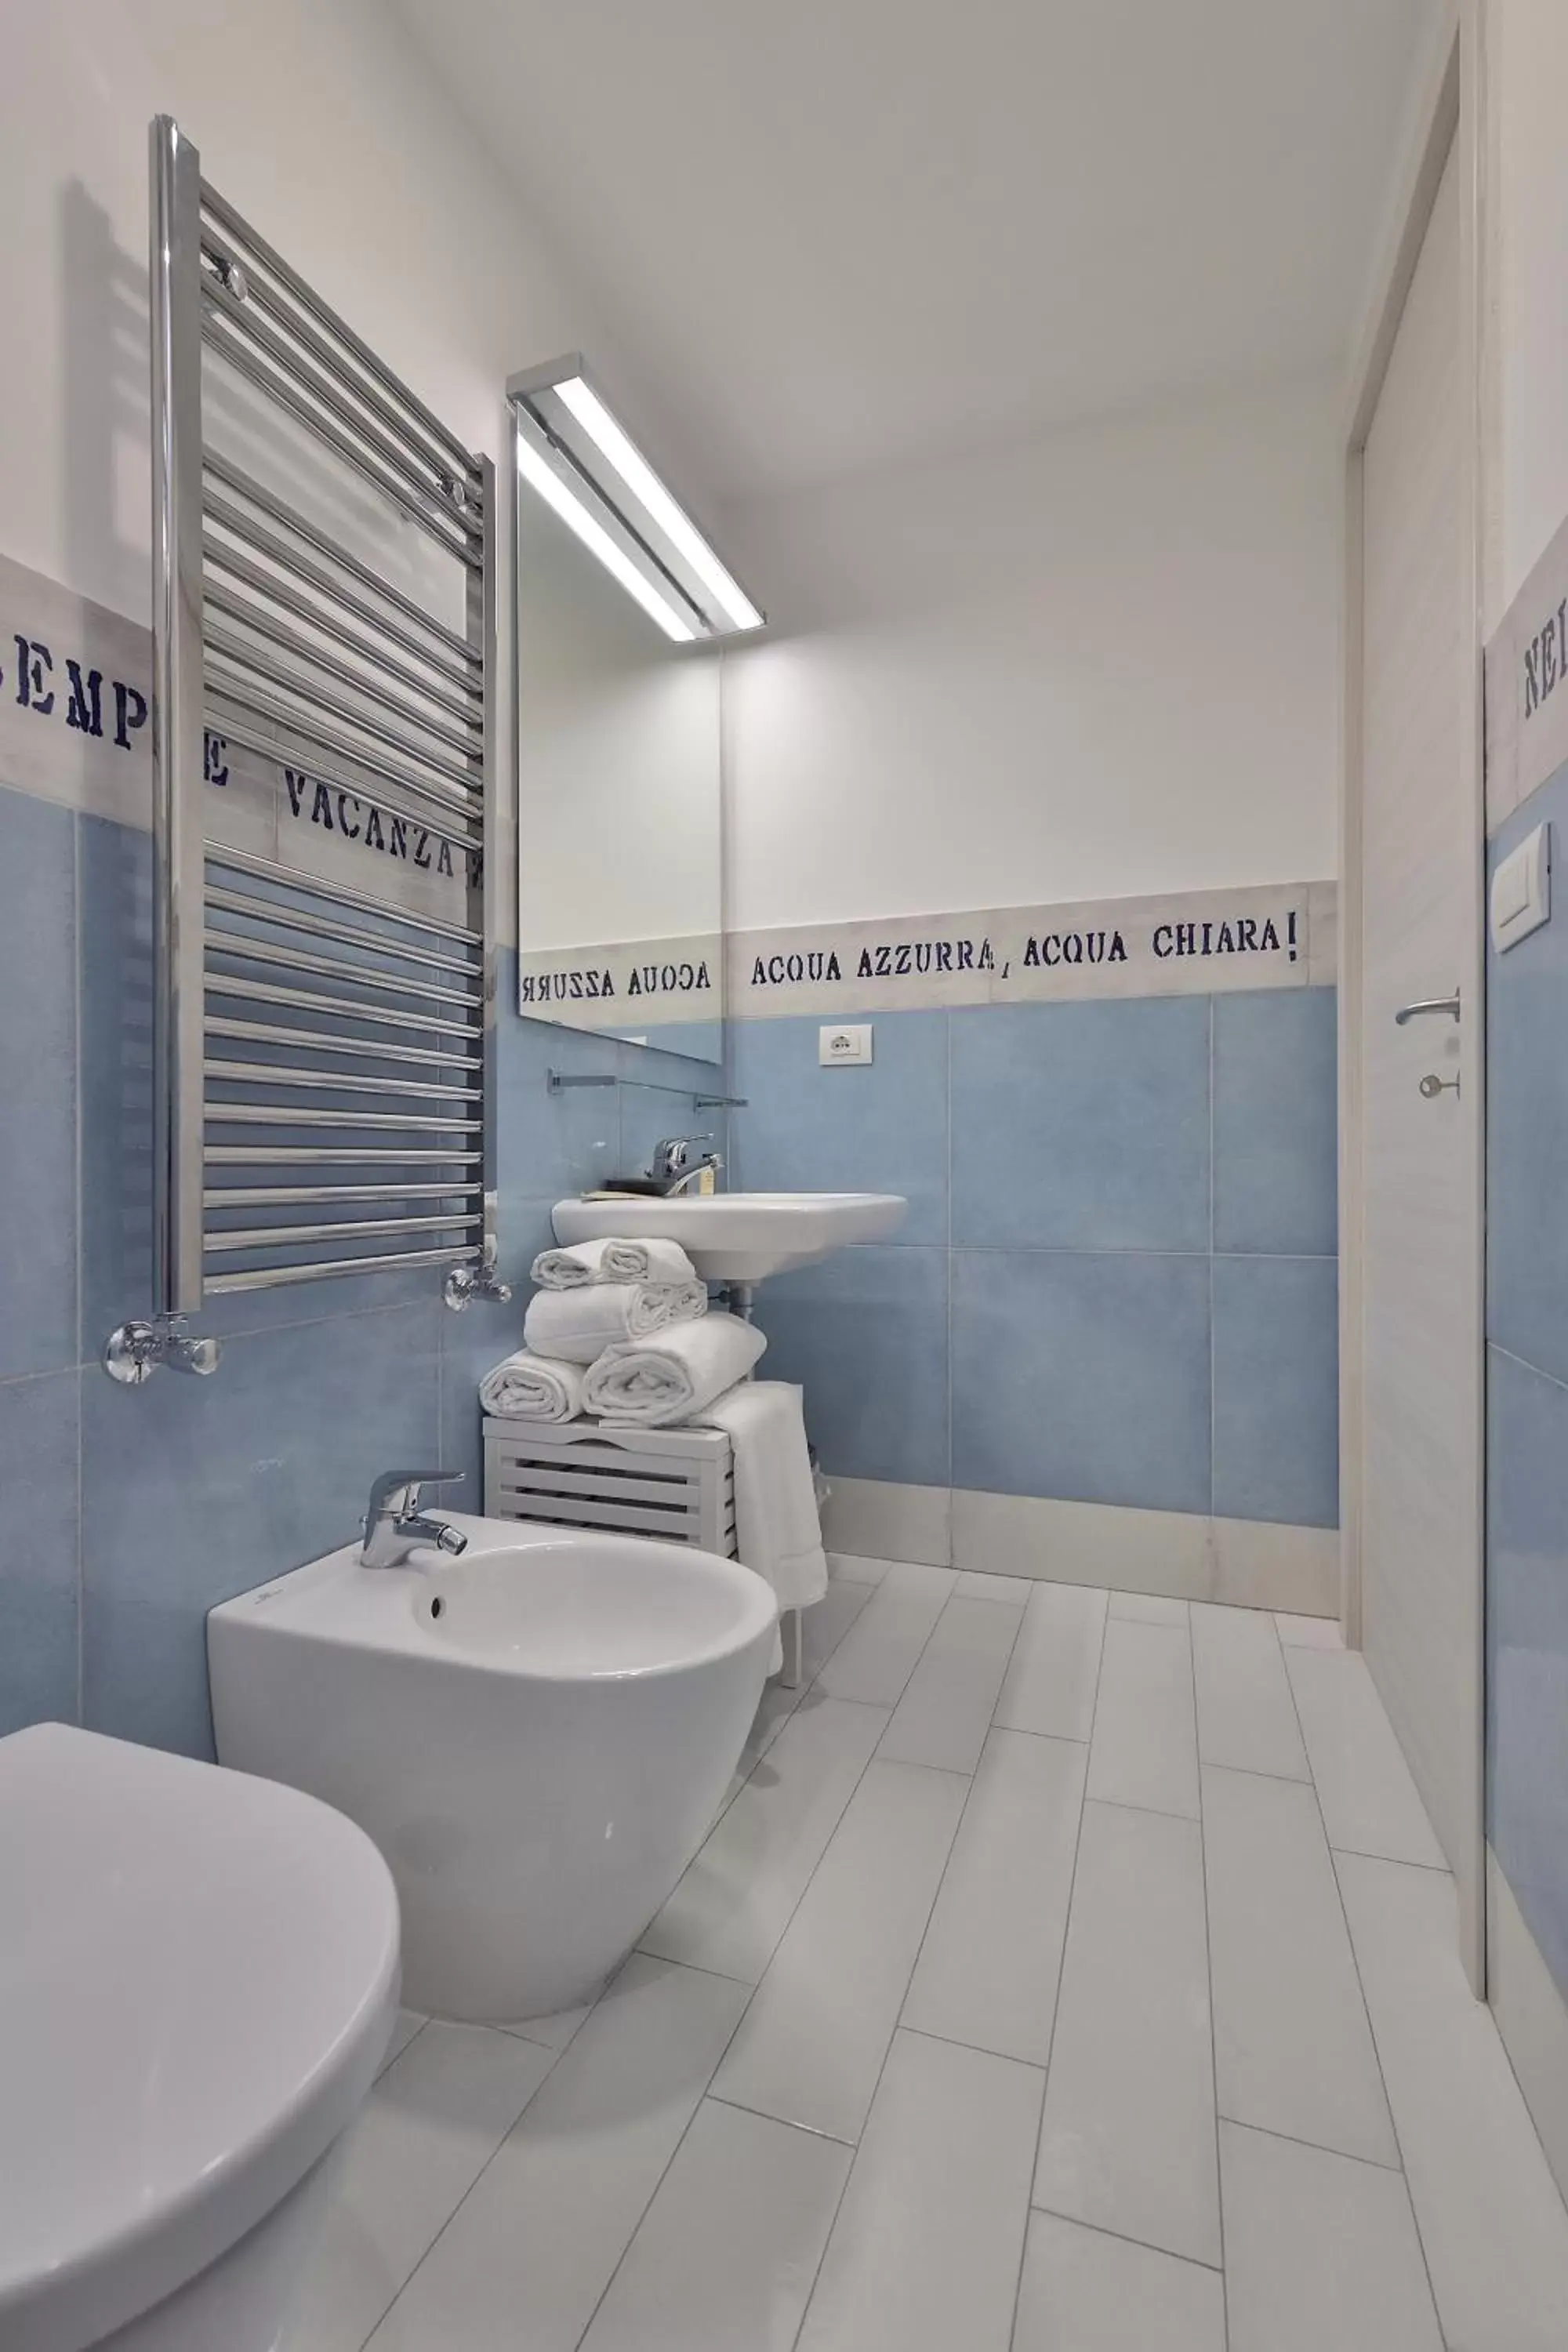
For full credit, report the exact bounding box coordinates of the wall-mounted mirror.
[510,359,761,1068]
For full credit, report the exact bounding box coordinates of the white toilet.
[0,1722,400,2351]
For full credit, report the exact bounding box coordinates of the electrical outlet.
[819,1023,873,1066]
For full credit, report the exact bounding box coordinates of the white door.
[1355,134,1484,1976]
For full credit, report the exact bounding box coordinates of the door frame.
[1338,4,1488,1991]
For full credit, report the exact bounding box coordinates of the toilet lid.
[0,1723,399,2352]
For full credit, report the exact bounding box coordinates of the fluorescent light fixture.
[554,377,764,634]
[507,356,764,644]
[514,426,695,644]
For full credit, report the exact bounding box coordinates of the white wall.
[720,380,1341,933]
[1481,0,1568,633]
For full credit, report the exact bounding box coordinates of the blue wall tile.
[949,998,1210,1253]
[754,1244,949,1487]
[499,1000,621,1207]
[1213,988,1338,1256]
[0,788,77,1377]
[0,1370,80,1734]
[441,1194,557,1494]
[82,1300,442,1759]
[731,1011,949,1245]
[1211,1254,1338,1527]
[1487,1344,1568,2002]
[1487,775,1568,1388]
[951,1247,1212,1513]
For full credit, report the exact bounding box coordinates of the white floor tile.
[376,2009,425,2078]
[1109,1588,1190,1624]
[1191,1602,1310,1781]
[814,1562,957,1706]
[876,1594,1023,1773]
[801,1576,877,1677]
[1284,1647,1447,1868]
[579,2100,851,2352]
[364,1955,747,2352]
[641,1693,887,1982]
[1276,1610,1345,1650]
[993,1581,1108,1744]
[1221,2121,1443,2352]
[795,2028,1043,2352]
[1338,1849,1568,2351]
[723,1679,806,1812]
[1086,1617,1200,1820]
[955,1568,1033,1604]
[1202,1764,1397,2165]
[712,1760,967,2143]
[1012,2209,1225,2351]
[720,1582,880,1812]
[1034,1801,1220,2267]
[289,2022,554,2352]
[495,1993,599,2053]
[902,1728,1087,2067]
[828,1552,892,1586]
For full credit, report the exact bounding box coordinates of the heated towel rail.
[106,116,508,1381]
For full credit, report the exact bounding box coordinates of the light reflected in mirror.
[514,466,723,1064]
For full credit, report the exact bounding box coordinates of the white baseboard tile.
[822,1483,1341,1614]
[819,1476,953,1567]
[1487,1846,1568,2207]
[1211,1516,1338,1617]
[950,1489,1214,1598]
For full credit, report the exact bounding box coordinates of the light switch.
[819,1023,873,1066]
[1491,822,1551,953]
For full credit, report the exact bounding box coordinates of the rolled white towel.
[524,1280,707,1367]
[698,1381,828,1617]
[583,1312,767,1427]
[532,1236,701,1290]
[479,1350,587,1423]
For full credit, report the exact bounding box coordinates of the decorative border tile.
[517,931,723,1029]
[1486,507,1568,836]
[724,881,1334,1022]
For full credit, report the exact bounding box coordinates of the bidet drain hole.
[430,1596,445,1619]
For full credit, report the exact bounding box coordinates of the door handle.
[1394,988,1461,1026]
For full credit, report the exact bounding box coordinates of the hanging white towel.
[478,1350,587,1424]
[524,1281,707,1367]
[532,1236,702,1290]
[698,1381,828,1618]
[583,1311,766,1426]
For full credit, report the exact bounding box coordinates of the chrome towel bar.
[106,114,508,1385]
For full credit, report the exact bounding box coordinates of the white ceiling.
[390,0,1436,503]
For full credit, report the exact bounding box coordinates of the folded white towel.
[583,1311,766,1426]
[698,1381,828,1618]
[524,1281,707,1367]
[478,1350,588,1423]
[532,1236,702,1290]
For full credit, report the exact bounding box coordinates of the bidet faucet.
[361,1469,469,1569]
[648,1135,724,1194]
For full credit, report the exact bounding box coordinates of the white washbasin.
[551,1189,907,1281]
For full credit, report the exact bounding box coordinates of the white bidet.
[208,1515,777,2021]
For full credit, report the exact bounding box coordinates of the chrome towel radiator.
[107,116,508,1383]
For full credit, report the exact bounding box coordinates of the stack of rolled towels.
[479,1236,764,1428]
[479,1236,827,1641]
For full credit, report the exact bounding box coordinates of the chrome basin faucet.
[648,1135,724,1195]
[361,1470,469,1568]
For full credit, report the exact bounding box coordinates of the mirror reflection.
[513,463,724,1064]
